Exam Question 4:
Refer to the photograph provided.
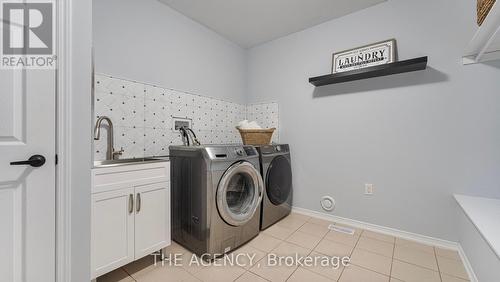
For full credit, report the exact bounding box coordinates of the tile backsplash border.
[93,73,279,161]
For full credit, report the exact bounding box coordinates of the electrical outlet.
[365,184,374,195]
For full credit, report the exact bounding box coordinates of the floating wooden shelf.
[309,56,428,87]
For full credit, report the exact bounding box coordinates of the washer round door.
[217,161,264,226]
[266,155,292,205]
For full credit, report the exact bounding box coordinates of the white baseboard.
[292,206,477,282]
[292,207,458,249]
[457,244,479,282]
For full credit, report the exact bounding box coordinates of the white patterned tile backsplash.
[94,74,280,160]
[144,127,175,157]
[246,102,280,143]
[145,98,171,129]
[115,126,145,159]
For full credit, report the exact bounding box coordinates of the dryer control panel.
[259,144,290,155]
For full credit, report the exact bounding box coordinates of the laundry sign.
[332,39,397,73]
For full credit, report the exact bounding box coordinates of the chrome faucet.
[94,116,124,160]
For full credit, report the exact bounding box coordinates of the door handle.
[10,155,46,168]
[128,194,134,214]
[136,193,141,213]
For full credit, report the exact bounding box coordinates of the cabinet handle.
[136,193,141,213]
[128,194,134,214]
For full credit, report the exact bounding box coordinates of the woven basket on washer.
[236,127,276,145]
[477,0,496,26]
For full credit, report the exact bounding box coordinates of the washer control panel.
[205,145,259,160]
[234,147,245,156]
[243,146,257,156]
[231,146,258,158]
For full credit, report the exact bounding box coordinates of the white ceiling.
[158,0,387,48]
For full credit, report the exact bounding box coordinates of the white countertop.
[454,194,500,259]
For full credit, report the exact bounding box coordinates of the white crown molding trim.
[292,207,478,281]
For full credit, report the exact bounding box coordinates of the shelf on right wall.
[309,56,428,87]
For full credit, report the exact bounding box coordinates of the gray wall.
[247,0,500,241]
[93,0,247,103]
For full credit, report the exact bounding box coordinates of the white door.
[134,182,170,259]
[91,187,135,279]
[0,67,56,282]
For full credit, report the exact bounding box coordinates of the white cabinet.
[134,182,170,258]
[91,188,135,276]
[91,162,170,279]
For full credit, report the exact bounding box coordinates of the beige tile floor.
[97,213,470,282]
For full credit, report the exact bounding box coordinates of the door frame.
[55,0,73,281]
[55,1,71,282]
[55,0,92,281]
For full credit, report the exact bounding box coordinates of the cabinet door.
[91,187,135,279]
[134,181,171,259]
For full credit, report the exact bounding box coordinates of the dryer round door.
[266,155,292,205]
[216,161,264,226]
